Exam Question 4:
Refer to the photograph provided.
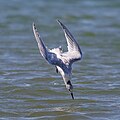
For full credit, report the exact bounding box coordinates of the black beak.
[70,92,74,100]
[69,89,74,100]
[67,80,74,100]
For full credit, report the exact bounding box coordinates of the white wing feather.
[57,20,82,64]
[32,23,63,66]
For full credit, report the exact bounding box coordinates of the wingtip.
[32,22,35,28]
[56,19,63,26]
[56,19,66,30]
[32,22,39,38]
[32,22,38,32]
[56,19,61,23]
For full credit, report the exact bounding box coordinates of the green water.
[0,0,120,119]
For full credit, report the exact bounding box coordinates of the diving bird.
[32,20,82,99]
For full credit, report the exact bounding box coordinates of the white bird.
[32,20,82,99]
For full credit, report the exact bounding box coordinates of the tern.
[32,20,82,99]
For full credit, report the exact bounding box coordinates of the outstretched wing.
[32,23,62,66]
[33,23,48,60]
[57,20,82,64]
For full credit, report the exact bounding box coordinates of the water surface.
[0,0,120,119]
